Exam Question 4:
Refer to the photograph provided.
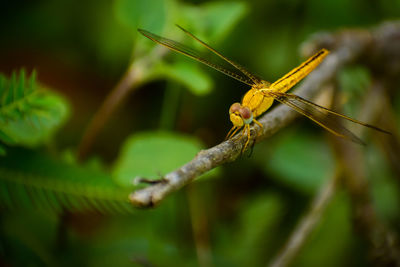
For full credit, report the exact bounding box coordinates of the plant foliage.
[0,70,69,148]
[0,148,135,214]
[113,131,219,187]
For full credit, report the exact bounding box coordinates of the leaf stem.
[77,61,144,161]
[77,45,168,161]
[159,82,181,130]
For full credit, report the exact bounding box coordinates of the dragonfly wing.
[138,29,255,86]
[281,93,390,133]
[268,91,368,144]
[271,49,329,93]
[175,25,267,86]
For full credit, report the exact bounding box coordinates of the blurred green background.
[0,0,399,266]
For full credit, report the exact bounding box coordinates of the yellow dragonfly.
[139,25,390,150]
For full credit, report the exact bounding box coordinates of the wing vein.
[138,29,255,86]
[176,25,265,85]
[268,91,366,144]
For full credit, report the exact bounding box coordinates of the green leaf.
[293,192,359,267]
[0,70,69,147]
[115,0,169,33]
[28,70,36,93]
[338,66,371,116]
[130,1,248,95]
[0,143,5,156]
[113,131,212,187]
[338,66,370,94]
[255,130,334,194]
[232,193,285,266]
[1,72,14,106]
[15,69,25,100]
[154,61,213,95]
[0,148,135,214]
[182,1,249,42]
[2,212,58,266]
[367,145,400,223]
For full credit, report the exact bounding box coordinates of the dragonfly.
[138,25,390,151]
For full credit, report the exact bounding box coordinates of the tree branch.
[129,27,374,207]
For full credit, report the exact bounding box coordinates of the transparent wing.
[176,25,268,86]
[138,28,259,87]
[269,91,390,144]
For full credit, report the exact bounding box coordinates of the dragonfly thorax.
[229,102,253,127]
[254,80,270,90]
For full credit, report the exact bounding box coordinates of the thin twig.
[267,76,388,267]
[334,79,400,266]
[268,169,341,267]
[77,62,142,161]
[186,184,213,267]
[77,46,167,161]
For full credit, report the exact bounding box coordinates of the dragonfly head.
[229,103,253,127]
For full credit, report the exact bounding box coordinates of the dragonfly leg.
[241,124,251,153]
[224,126,237,140]
[225,126,238,140]
[248,138,256,157]
[240,125,246,138]
[253,119,263,137]
[246,120,260,157]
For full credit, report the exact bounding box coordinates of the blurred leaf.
[338,66,371,116]
[0,143,5,156]
[0,148,135,214]
[232,193,285,266]
[372,178,400,223]
[258,28,295,81]
[0,70,69,147]
[338,66,370,94]
[181,1,248,42]
[2,213,57,266]
[113,131,217,187]
[88,1,134,75]
[256,130,334,194]
[366,144,400,223]
[115,0,169,34]
[293,192,362,267]
[85,198,193,267]
[306,0,374,28]
[153,61,213,95]
[132,1,248,96]
[61,148,107,173]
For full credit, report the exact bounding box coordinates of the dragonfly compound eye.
[239,107,253,124]
[229,103,244,127]
[229,103,241,114]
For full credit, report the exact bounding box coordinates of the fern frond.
[0,148,135,214]
[0,69,69,148]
